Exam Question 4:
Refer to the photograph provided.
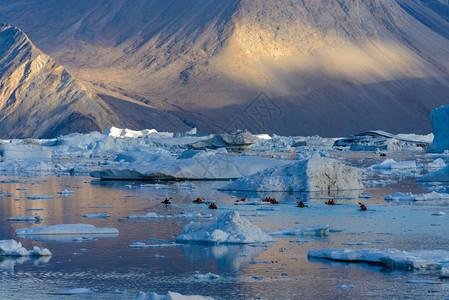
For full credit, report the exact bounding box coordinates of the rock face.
[0,24,121,138]
[1,1,449,136]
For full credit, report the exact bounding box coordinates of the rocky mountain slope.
[1,0,449,136]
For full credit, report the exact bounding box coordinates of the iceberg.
[176,211,274,244]
[7,215,44,222]
[222,155,363,192]
[136,291,214,300]
[428,105,449,153]
[126,212,212,220]
[264,225,330,236]
[308,248,449,270]
[0,239,51,256]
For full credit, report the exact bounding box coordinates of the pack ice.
[0,239,51,256]
[308,248,449,270]
[176,211,274,244]
[223,155,363,192]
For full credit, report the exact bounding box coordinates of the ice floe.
[27,195,53,200]
[83,213,110,219]
[57,189,75,195]
[385,191,449,203]
[50,288,94,295]
[136,291,214,300]
[371,159,416,170]
[222,155,363,192]
[0,239,51,256]
[16,224,119,236]
[264,225,330,236]
[308,248,449,270]
[128,242,181,249]
[127,212,212,220]
[0,144,52,161]
[176,211,274,244]
[193,271,220,280]
[7,215,44,222]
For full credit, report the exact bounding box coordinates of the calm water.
[1,152,449,299]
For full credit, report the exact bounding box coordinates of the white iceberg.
[193,272,220,280]
[385,191,449,202]
[16,224,119,236]
[308,248,449,269]
[83,213,110,219]
[371,159,417,170]
[222,155,363,192]
[264,225,330,236]
[176,211,274,244]
[91,156,287,180]
[7,215,44,222]
[136,291,214,300]
[0,239,51,256]
[129,242,181,249]
[104,126,158,138]
[57,189,75,195]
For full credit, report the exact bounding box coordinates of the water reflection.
[182,244,269,273]
[0,256,51,273]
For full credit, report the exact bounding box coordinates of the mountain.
[1,0,449,136]
[0,24,191,138]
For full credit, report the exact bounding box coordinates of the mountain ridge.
[1,1,449,136]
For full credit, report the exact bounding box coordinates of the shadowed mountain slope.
[1,0,449,136]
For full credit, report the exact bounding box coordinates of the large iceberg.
[222,155,363,192]
[308,248,449,270]
[0,239,51,256]
[188,130,257,151]
[176,211,274,244]
[428,105,449,153]
[419,165,449,182]
[91,156,287,180]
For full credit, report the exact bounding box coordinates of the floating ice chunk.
[126,212,212,220]
[337,285,353,289]
[441,266,449,277]
[27,195,53,200]
[16,224,119,236]
[371,159,416,170]
[83,213,110,219]
[128,242,181,249]
[58,189,74,195]
[7,215,44,222]
[176,211,274,244]
[114,150,172,163]
[385,191,449,202]
[432,211,446,216]
[193,272,220,280]
[0,239,51,256]
[223,155,363,192]
[50,288,93,295]
[136,291,214,300]
[308,248,449,269]
[406,280,440,284]
[264,225,330,236]
[341,242,370,246]
[427,159,447,170]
